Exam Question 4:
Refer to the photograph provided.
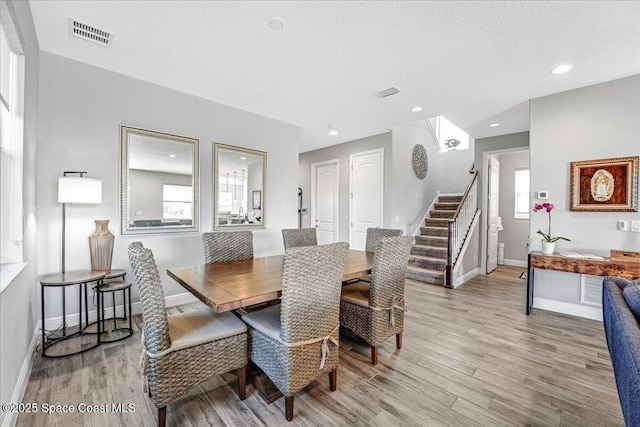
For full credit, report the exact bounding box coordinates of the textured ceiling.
[29,1,640,152]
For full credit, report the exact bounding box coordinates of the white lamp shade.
[58,177,102,204]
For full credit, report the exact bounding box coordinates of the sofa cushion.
[623,282,640,322]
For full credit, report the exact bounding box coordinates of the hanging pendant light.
[233,171,237,202]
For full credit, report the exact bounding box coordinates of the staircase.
[406,195,463,286]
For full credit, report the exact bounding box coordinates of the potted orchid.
[533,202,570,254]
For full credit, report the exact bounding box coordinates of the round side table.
[40,270,105,358]
[95,279,133,343]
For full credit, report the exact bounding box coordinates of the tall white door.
[311,160,339,245]
[350,149,383,250]
[487,155,500,273]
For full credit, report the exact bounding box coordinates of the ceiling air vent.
[69,18,113,47]
[374,86,401,98]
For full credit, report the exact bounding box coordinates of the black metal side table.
[95,279,133,343]
[40,270,105,358]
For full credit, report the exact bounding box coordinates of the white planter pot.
[541,241,555,255]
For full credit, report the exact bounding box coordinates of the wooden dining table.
[167,249,375,313]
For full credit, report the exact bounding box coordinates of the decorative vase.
[541,241,555,255]
[89,220,115,271]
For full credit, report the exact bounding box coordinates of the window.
[162,185,192,220]
[428,116,470,152]
[514,169,530,219]
[0,13,25,265]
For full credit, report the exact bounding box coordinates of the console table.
[526,252,640,315]
[40,269,127,357]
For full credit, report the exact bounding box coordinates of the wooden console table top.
[526,251,640,315]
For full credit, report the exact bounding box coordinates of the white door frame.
[349,148,384,248]
[311,159,339,242]
[480,147,530,274]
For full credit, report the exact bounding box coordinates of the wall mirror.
[214,143,266,230]
[120,126,199,235]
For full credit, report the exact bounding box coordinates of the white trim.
[349,148,384,248]
[2,320,39,427]
[503,259,528,268]
[454,267,479,288]
[0,261,27,294]
[532,297,603,321]
[43,292,199,330]
[310,158,339,243]
[480,147,530,275]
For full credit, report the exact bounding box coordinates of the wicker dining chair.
[365,228,403,252]
[357,228,403,283]
[281,228,318,250]
[202,231,253,263]
[242,242,349,421]
[127,242,248,427]
[340,236,412,365]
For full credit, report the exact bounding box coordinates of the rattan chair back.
[281,228,318,250]
[202,231,253,263]
[127,242,171,354]
[369,236,413,308]
[365,228,403,252]
[280,242,349,344]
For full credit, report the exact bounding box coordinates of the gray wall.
[0,1,39,423]
[37,52,300,318]
[128,169,192,222]
[498,150,530,263]
[529,75,640,313]
[299,132,392,242]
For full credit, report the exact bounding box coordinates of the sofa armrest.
[603,277,640,427]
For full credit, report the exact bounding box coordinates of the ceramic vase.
[89,220,115,271]
[541,241,555,255]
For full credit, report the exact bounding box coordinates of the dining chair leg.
[371,346,378,365]
[285,396,294,421]
[157,406,166,427]
[237,365,247,400]
[328,369,337,391]
[396,333,403,349]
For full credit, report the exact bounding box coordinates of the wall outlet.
[632,220,640,233]
[618,220,629,231]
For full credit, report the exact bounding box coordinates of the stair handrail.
[446,165,478,288]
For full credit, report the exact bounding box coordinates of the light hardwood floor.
[18,266,624,426]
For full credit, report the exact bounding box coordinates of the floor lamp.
[58,171,102,274]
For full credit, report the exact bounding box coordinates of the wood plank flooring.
[17,266,624,426]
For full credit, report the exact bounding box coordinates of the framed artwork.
[252,190,262,210]
[569,156,638,211]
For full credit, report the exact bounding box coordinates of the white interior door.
[311,160,339,245]
[350,149,383,250]
[487,155,500,273]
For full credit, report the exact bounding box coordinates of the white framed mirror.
[120,126,199,235]
[214,143,266,230]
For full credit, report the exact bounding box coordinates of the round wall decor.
[412,144,428,179]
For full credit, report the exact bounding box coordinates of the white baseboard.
[3,321,40,427]
[533,297,602,321]
[502,259,528,268]
[43,292,200,330]
[454,267,479,288]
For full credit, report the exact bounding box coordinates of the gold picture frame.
[569,156,638,211]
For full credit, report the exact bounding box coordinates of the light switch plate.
[632,220,640,232]
[618,220,629,231]
[537,191,548,200]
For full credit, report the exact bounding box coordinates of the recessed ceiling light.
[329,130,339,136]
[240,156,246,160]
[168,154,176,158]
[551,64,572,74]
[411,106,423,112]
[489,123,501,128]
[269,18,285,30]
